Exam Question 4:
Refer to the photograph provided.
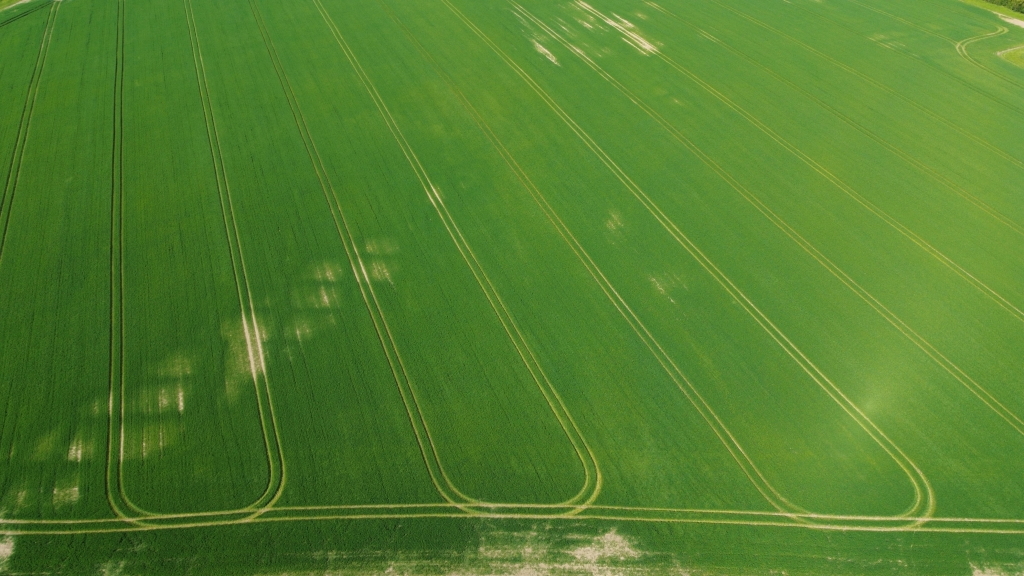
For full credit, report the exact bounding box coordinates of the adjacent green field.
[1,0,1023,573]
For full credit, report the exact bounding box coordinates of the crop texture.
[1,0,1023,573]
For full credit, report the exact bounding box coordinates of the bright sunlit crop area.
[2,0,1024,573]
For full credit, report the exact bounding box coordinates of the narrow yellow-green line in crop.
[442,0,935,523]
[618,2,1024,438]
[0,0,58,265]
[704,0,1024,173]
[309,0,602,511]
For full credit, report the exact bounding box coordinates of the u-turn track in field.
[2,0,1024,571]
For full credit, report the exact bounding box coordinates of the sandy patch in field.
[222,316,267,402]
[578,1,659,55]
[273,526,673,575]
[12,490,27,513]
[532,38,561,65]
[67,437,84,462]
[365,239,399,256]
[999,14,1024,29]
[973,564,1024,576]
[369,261,394,284]
[52,483,79,508]
[0,535,13,573]
[99,560,127,576]
[292,280,340,309]
[314,260,347,281]
[605,210,624,232]
[157,353,193,380]
[567,529,641,564]
[649,272,689,304]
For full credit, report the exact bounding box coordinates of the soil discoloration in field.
[281,525,684,575]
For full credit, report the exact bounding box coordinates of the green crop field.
[1,0,1024,572]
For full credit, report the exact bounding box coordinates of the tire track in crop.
[782,1,1024,125]
[700,0,1024,176]
[801,0,1024,113]
[241,0,471,512]
[845,0,955,43]
[1,0,1017,535]
[955,26,1024,93]
[646,3,1024,239]
[105,0,287,524]
[441,0,934,523]
[578,1,1024,328]
[177,0,285,517]
[0,0,59,267]
[520,2,1024,450]
[376,0,809,521]
[0,1,50,29]
[18,502,1024,535]
[844,0,1024,93]
[304,0,602,512]
[0,0,56,500]
[105,0,130,522]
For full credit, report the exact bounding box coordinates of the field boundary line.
[310,0,602,510]
[645,3,1024,239]
[698,0,1024,180]
[17,503,1024,534]
[105,0,287,523]
[593,1,1024,327]
[628,3,1024,436]
[0,0,58,266]
[19,500,1024,522]
[442,0,934,522]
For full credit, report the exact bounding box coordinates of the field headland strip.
[13,503,1024,535]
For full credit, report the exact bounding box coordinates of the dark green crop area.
[1,0,1024,573]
